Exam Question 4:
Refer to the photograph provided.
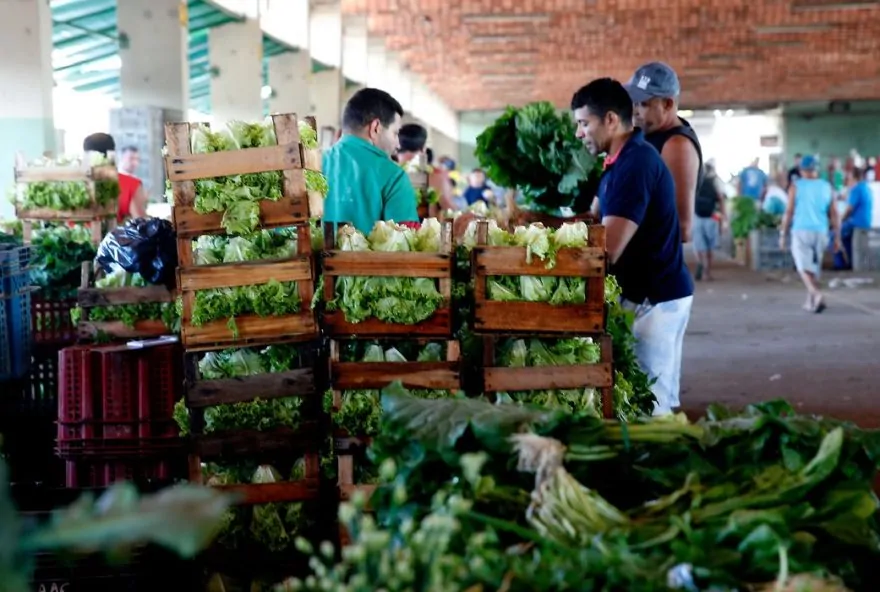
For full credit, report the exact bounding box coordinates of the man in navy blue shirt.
[571,78,695,416]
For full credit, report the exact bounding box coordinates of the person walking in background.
[625,62,703,243]
[396,123,456,212]
[571,78,693,416]
[693,163,725,281]
[322,88,418,234]
[82,134,147,221]
[737,158,768,202]
[762,173,789,216]
[835,167,874,269]
[780,155,841,313]
[786,153,802,189]
[461,168,494,206]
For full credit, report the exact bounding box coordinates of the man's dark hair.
[472,168,484,175]
[570,78,633,125]
[398,123,428,153]
[83,133,115,156]
[120,145,139,154]
[342,88,404,131]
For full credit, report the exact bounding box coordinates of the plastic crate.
[63,458,173,489]
[32,295,77,345]
[0,243,31,292]
[0,284,33,380]
[57,342,182,458]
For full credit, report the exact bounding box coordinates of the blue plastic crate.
[0,244,31,298]
[0,287,33,381]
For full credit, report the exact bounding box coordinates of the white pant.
[622,295,694,415]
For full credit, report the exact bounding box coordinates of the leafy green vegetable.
[730,196,781,239]
[70,270,179,331]
[16,155,120,212]
[474,102,602,213]
[326,220,445,325]
[29,225,97,299]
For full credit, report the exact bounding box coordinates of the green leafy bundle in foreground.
[70,270,179,332]
[29,225,97,300]
[325,219,445,325]
[281,388,880,592]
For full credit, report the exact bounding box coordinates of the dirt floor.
[680,254,880,426]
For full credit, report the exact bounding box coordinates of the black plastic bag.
[96,218,178,287]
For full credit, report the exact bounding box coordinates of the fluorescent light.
[462,13,551,24]
[792,0,879,11]
[261,85,274,100]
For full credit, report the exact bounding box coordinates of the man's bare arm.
[129,185,148,219]
[661,135,700,243]
[602,215,639,264]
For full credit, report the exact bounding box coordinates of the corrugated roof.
[50,0,333,114]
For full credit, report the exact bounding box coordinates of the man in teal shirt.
[322,88,418,234]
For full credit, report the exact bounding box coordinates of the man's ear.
[664,97,676,111]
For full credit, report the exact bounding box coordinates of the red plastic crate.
[64,458,172,488]
[56,342,182,457]
[32,296,77,345]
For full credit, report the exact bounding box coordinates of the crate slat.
[212,480,320,504]
[474,246,605,277]
[186,368,316,408]
[474,302,604,334]
[14,163,118,183]
[15,203,117,221]
[77,320,170,340]
[322,308,452,337]
[173,199,309,238]
[193,424,319,460]
[181,312,316,349]
[332,361,460,390]
[178,258,312,291]
[322,251,451,278]
[77,285,174,306]
[165,144,302,182]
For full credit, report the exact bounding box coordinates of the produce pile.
[177,118,329,235]
[16,155,120,212]
[730,197,781,240]
[28,225,97,300]
[173,344,307,437]
[187,228,304,340]
[280,387,880,592]
[324,219,445,325]
[70,269,179,332]
[474,102,602,214]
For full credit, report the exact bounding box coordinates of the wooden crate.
[472,220,606,334]
[330,339,461,500]
[76,262,176,340]
[321,221,454,338]
[164,114,317,239]
[15,160,119,245]
[480,334,614,419]
[183,345,321,505]
[176,226,317,350]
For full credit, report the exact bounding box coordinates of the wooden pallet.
[472,220,606,334]
[164,114,316,238]
[183,344,322,505]
[480,334,614,419]
[76,262,176,340]
[330,339,461,500]
[321,221,454,337]
[176,226,317,350]
[15,161,119,245]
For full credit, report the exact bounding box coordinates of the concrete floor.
[680,255,880,426]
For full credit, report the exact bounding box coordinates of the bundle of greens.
[70,270,179,332]
[16,155,120,212]
[326,219,445,325]
[730,196,780,239]
[461,219,590,304]
[186,119,328,235]
[206,461,314,554]
[188,228,303,337]
[495,337,603,418]
[281,388,880,592]
[29,225,97,299]
[474,102,603,214]
[173,344,305,436]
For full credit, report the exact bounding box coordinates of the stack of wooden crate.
[164,113,324,571]
[321,220,460,506]
[470,220,615,418]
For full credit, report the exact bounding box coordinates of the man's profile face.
[633,97,671,133]
[574,106,608,155]
[370,114,402,157]
[120,149,140,174]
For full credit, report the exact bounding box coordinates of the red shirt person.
[82,134,148,221]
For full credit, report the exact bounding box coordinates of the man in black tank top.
[624,63,704,244]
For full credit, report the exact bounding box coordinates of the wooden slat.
[14,163,117,183]
[186,368,316,408]
[599,334,615,419]
[322,251,451,278]
[77,320,170,340]
[172,197,309,237]
[322,308,452,338]
[303,147,322,171]
[339,483,377,503]
[181,312,317,349]
[474,246,605,277]
[15,204,116,221]
[78,285,174,306]
[474,301,604,334]
[483,363,613,392]
[179,258,312,291]
[211,480,319,504]
[194,424,317,460]
[165,143,302,182]
[332,361,460,390]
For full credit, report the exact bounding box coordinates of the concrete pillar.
[209,18,263,122]
[365,37,388,90]
[0,0,54,218]
[342,16,368,85]
[384,52,412,111]
[342,83,364,107]
[309,2,342,68]
[260,0,308,48]
[268,52,311,117]
[310,69,344,131]
[117,0,188,113]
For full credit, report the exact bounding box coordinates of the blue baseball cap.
[624,62,681,102]
[800,154,819,170]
